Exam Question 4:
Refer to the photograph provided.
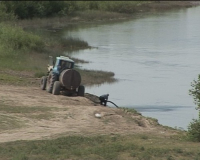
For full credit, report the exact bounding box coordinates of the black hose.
[107,101,119,108]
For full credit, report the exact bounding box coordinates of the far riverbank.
[1,1,199,87]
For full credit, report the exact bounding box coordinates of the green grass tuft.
[0,23,44,53]
[0,134,199,160]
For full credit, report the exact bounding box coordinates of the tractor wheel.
[77,85,85,97]
[40,76,47,90]
[46,71,57,93]
[52,81,61,95]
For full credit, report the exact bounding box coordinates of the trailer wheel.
[40,76,47,90]
[77,85,85,97]
[52,81,61,95]
[46,71,57,93]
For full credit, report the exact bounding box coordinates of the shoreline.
[12,1,200,30]
[1,1,200,87]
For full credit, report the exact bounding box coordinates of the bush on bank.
[189,75,200,110]
[1,1,76,19]
[187,119,200,142]
[1,1,196,21]
[188,75,200,142]
[1,1,79,19]
[0,23,44,54]
[1,1,148,20]
[0,2,16,22]
[75,1,147,13]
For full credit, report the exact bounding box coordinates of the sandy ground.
[0,85,179,143]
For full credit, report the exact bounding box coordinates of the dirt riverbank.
[0,84,182,143]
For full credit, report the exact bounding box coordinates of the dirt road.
[0,85,178,143]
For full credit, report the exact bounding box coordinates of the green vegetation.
[0,72,30,86]
[1,1,194,21]
[75,1,149,14]
[0,2,16,22]
[77,68,117,86]
[189,75,200,110]
[187,119,200,142]
[0,22,45,72]
[0,102,57,131]
[188,75,200,142]
[0,23,115,86]
[120,107,142,115]
[0,115,24,131]
[1,1,148,20]
[2,1,193,21]
[0,103,53,114]
[0,133,199,160]
[0,23,44,52]
[2,1,77,19]
[0,16,116,86]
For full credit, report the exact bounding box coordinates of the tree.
[1,1,77,19]
[0,2,16,21]
[189,74,200,110]
[187,119,200,142]
[188,75,200,141]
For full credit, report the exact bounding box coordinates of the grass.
[0,115,24,131]
[0,59,117,87]
[0,22,116,87]
[0,102,57,131]
[0,23,44,52]
[0,51,48,86]
[10,10,131,30]
[118,107,160,127]
[0,72,30,86]
[0,58,117,87]
[0,133,199,160]
[0,104,53,114]
[120,107,141,115]
[77,68,117,86]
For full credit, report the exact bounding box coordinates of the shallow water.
[62,6,200,130]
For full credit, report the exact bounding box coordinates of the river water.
[62,6,200,130]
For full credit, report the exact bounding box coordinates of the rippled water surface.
[62,6,200,129]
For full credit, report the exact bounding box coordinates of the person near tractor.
[99,94,109,106]
[60,60,67,70]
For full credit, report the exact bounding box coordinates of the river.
[62,6,200,130]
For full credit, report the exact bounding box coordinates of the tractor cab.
[48,56,74,74]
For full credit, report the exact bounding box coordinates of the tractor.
[40,56,85,96]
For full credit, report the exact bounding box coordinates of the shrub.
[189,74,200,110]
[75,1,147,13]
[34,71,46,78]
[0,3,16,22]
[188,75,200,141]
[1,1,150,20]
[1,1,77,19]
[0,23,44,53]
[187,119,200,142]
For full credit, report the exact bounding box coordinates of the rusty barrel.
[59,69,81,90]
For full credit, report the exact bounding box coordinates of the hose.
[107,101,119,108]
[84,93,119,108]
